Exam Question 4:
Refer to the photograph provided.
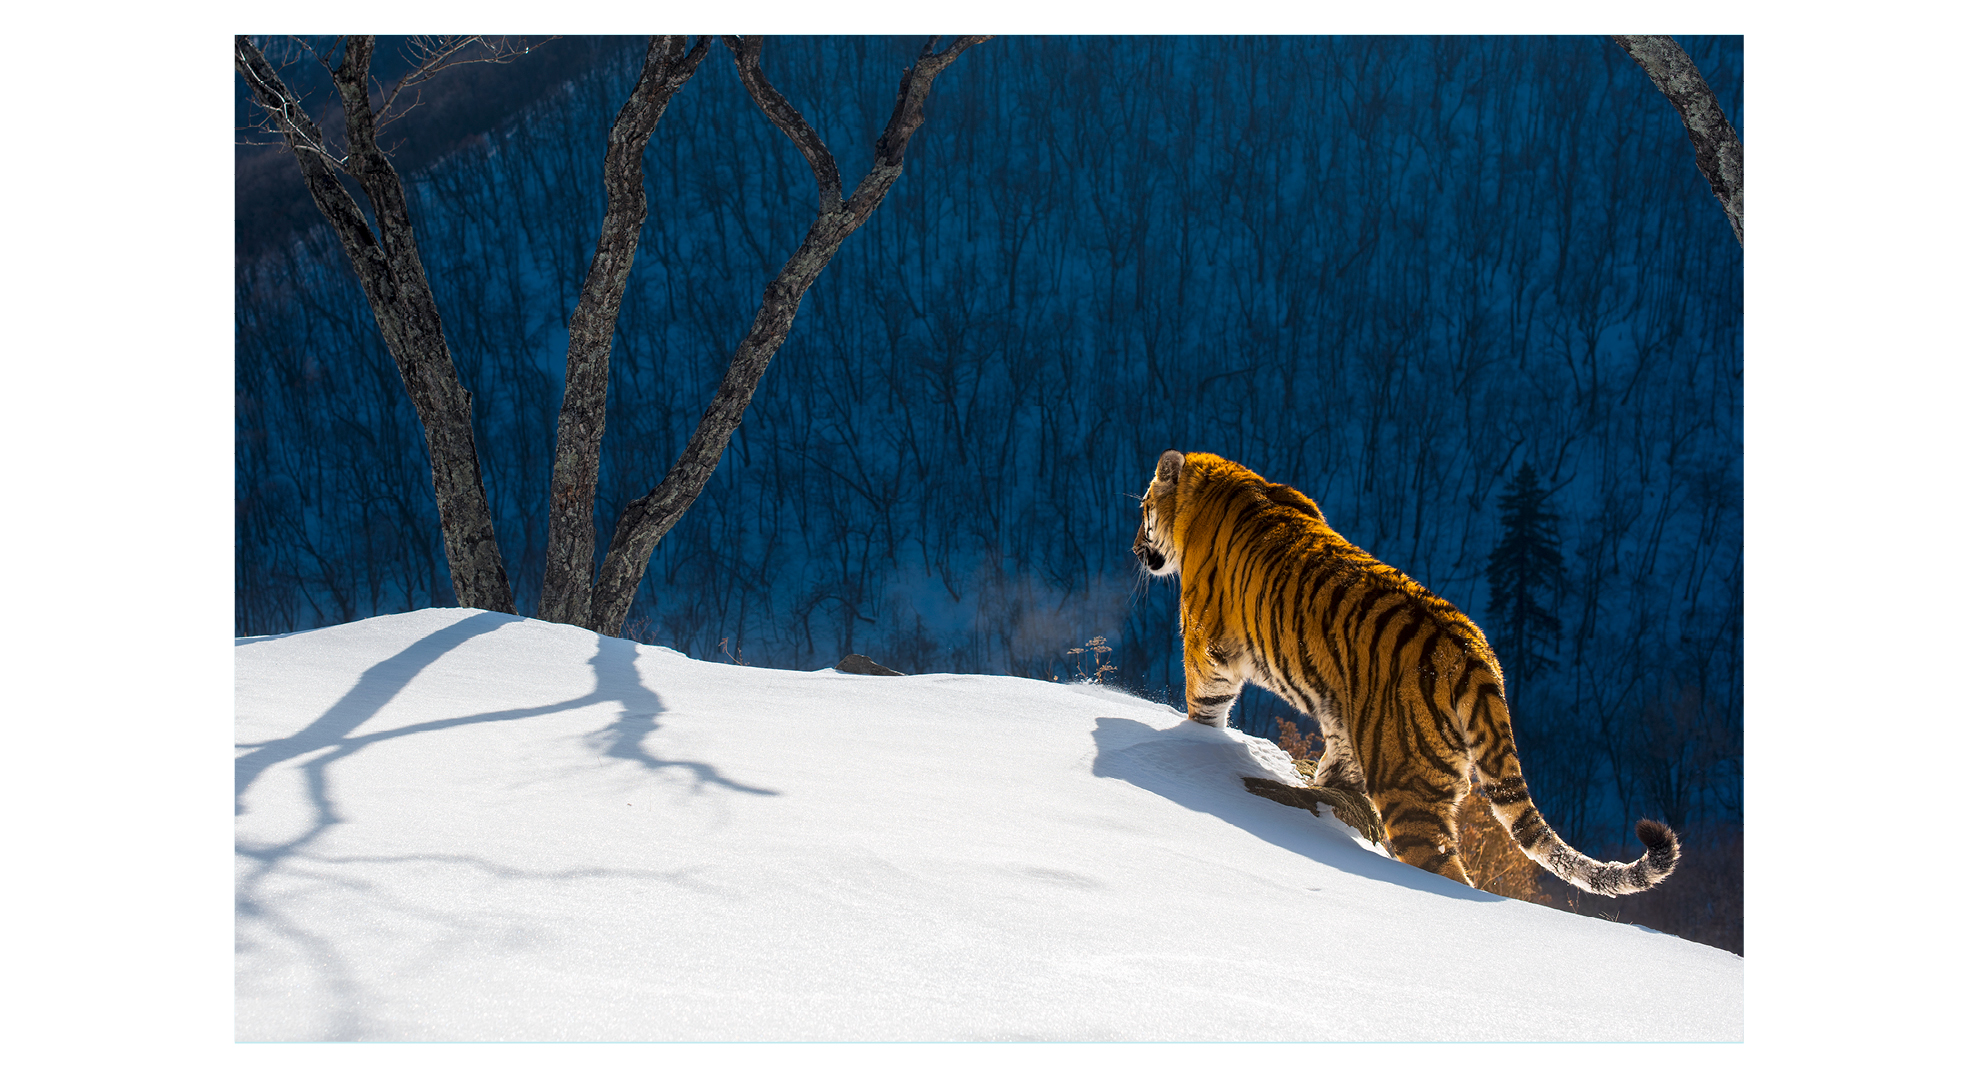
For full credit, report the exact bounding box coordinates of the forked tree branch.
[1611,35,1743,247]
[587,35,988,634]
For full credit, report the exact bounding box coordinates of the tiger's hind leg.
[1303,702,1386,850]
[1310,702,1366,794]
[1369,783,1472,886]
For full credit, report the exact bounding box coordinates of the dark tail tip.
[1636,818,1680,874]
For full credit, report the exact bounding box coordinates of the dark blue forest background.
[236,36,1741,864]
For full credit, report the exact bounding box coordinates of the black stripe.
[1365,594,1410,655]
[1510,809,1550,848]
[1379,804,1446,830]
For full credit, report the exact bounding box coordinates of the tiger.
[1132,449,1678,896]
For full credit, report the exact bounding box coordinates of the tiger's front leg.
[1181,634,1243,728]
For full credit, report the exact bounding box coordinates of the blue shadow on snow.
[1088,713,1504,903]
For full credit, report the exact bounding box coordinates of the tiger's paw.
[1308,784,1384,849]
[1240,775,1385,849]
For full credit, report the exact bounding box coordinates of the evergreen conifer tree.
[1487,463,1566,712]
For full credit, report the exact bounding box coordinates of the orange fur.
[1134,450,1677,895]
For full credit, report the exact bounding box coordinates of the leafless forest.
[235,37,1741,909]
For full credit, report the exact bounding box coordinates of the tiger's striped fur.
[1132,450,1678,896]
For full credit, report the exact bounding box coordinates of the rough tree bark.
[1611,35,1743,247]
[235,35,517,613]
[538,36,711,627]
[585,35,989,635]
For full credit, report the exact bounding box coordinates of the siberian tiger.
[1132,449,1678,896]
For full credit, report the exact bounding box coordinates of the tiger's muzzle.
[1133,526,1167,572]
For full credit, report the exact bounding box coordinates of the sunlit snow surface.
[235,608,1740,1041]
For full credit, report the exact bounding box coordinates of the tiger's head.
[1132,449,1187,577]
[1135,450,1328,577]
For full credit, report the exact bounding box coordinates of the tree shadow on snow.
[235,611,778,824]
[235,611,780,1037]
[582,634,780,796]
[1088,713,1504,903]
[234,610,515,811]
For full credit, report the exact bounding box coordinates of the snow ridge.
[236,609,1741,1041]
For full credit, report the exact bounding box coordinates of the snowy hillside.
[235,608,1741,1041]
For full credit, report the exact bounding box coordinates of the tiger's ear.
[1156,449,1184,482]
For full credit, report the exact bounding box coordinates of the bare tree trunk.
[235,36,516,613]
[1611,35,1743,247]
[587,35,988,635]
[539,36,711,627]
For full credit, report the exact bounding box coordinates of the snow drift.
[235,608,1740,1041]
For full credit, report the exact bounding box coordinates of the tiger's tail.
[1468,688,1680,897]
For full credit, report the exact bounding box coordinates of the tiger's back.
[1133,449,1677,896]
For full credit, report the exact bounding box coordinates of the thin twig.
[378,36,556,131]
[236,37,349,169]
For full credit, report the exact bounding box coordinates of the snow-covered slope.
[235,608,1741,1041]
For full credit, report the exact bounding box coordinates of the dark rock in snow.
[836,654,906,676]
